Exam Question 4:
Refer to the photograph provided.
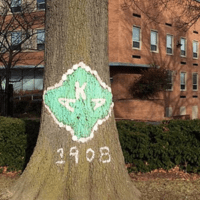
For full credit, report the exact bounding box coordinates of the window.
[11,0,21,13]
[0,35,6,53]
[166,107,172,117]
[37,0,45,10]
[193,73,198,91]
[166,70,173,91]
[180,38,186,56]
[37,29,45,50]
[165,23,172,27]
[23,30,32,50]
[35,69,43,90]
[132,26,141,49]
[180,106,186,115]
[10,70,22,91]
[133,13,141,18]
[150,30,158,52]
[23,69,35,91]
[166,35,173,54]
[192,106,198,119]
[180,72,186,91]
[11,31,22,50]
[193,41,198,58]
[8,68,44,91]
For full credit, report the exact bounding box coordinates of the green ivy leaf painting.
[43,62,114,143]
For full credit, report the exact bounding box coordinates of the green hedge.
[117,120,200,173]
[0,117,40,172]
[1,117,200,174]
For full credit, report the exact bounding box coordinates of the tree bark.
[1,0,141,199]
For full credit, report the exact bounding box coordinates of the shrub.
[0,117,26,171]
[2,117,200,174]
[0,117,40,172]
[117,119,200,174]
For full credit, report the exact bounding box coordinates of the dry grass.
[0,175,19,198]
[134,179,200,200]
[0,168,200,200]
[130,166,200,199]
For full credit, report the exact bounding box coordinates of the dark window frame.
[180,37,186,57]
[132,26,141,50]
[166,34,173,55]
[11,0,21,13]
[37,0,45,10]
[180,72,186,91]
[193,73,198,91]
[37,29,45,51]
[193,41,198,59]
[150,30,158,52]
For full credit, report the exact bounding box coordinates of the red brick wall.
[109,0,200,120]
[111,74,165,120]
[114,100,165,121]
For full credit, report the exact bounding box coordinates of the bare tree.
[129,65,169,99]
[124,0,200,31]
[0,0,45,116]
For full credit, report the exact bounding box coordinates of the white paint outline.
[43,62,114,143]
[86,148,95,162]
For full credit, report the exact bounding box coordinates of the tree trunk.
[4,65,11,117]
[1,0,141,199]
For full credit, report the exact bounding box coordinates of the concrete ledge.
[172,115,190,120]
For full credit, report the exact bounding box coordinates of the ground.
[1,165,200,200]
[129,165,200,181]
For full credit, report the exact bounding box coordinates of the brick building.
[1,0,200,121]
[0,0,45,92]
[109,0,200,121]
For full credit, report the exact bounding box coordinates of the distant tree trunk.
[4,64,11,116]
[1,0,141,199]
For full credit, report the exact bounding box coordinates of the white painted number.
[70,146,79,164]
[56,146,111,165]
[56,148,65,164]
[99,146,111,163]
[86,148,95,162]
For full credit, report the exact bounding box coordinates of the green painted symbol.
[43,62,113,143]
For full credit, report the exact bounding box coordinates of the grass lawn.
[1,169,200,200]
[134,179,200,200]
